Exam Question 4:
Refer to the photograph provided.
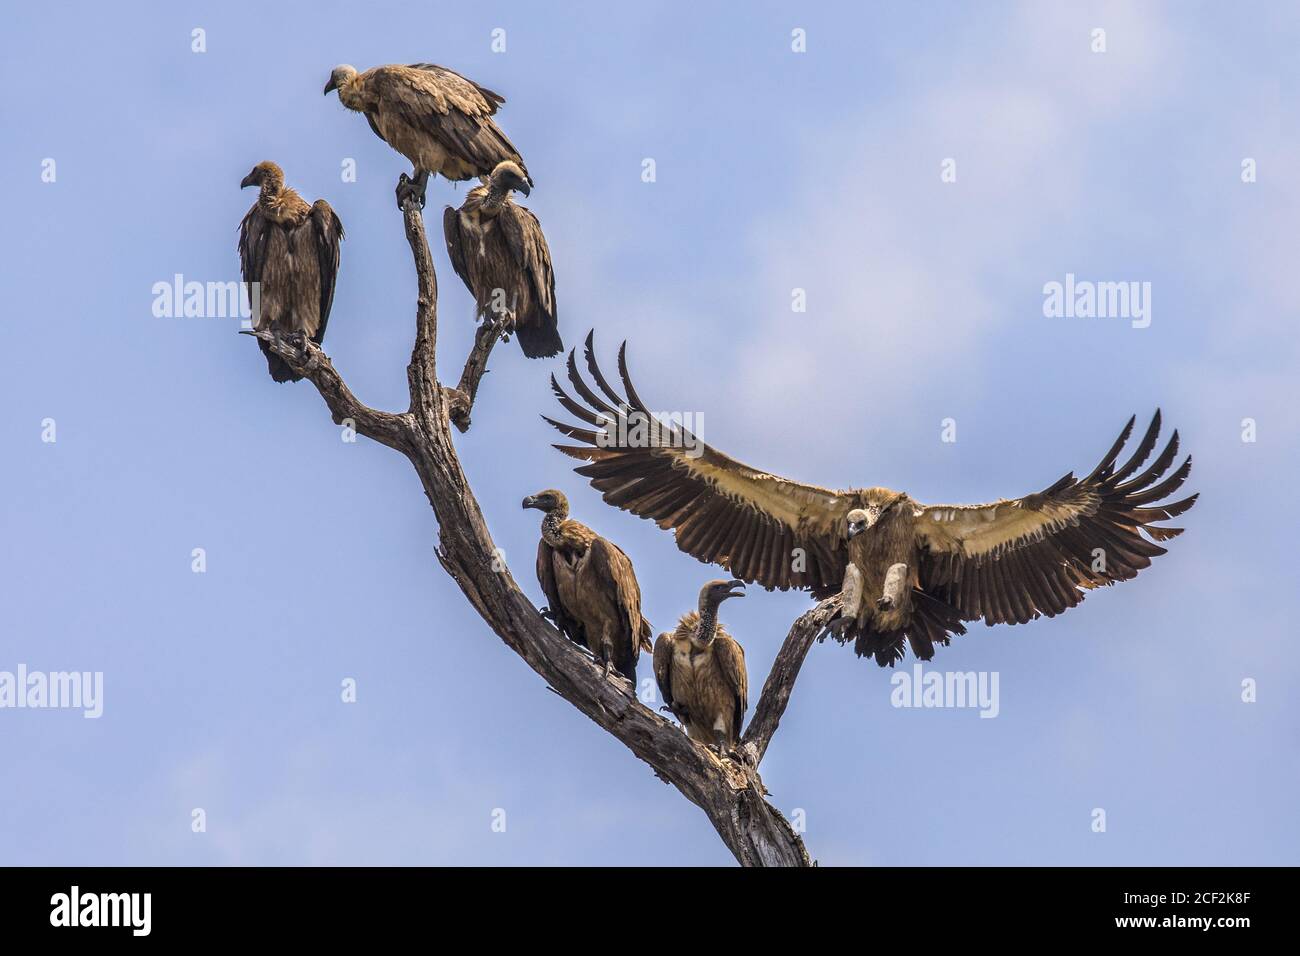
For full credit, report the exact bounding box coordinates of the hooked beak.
[723,579,746,600]
[847,522,866,539]
[323,77,337,95]
[239,172,257,189]
[515,181,531,198]
[521,495,539,510]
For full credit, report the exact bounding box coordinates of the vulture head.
[846,490,908,538]
[698,579,746,613]
[323,64,359,96]
[489,160,531,197]
[522,488,569,517]
[240,161,284,190]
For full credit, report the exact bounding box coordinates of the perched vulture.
[237,161,344,383]
[324,63,531,208]
[443,161,561,359]
[653,580,748,755]
[547,336,1199,667]
[522,489,652,682]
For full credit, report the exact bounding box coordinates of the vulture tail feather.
[260,340,301,383]
[515,320,563,359]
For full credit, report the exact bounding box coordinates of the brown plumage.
[523,489,652,682]
[653,580,748,754]
[547,336,1199,667]
[443,161,561,358]
[237,161,343,383]
[324,63,530,208]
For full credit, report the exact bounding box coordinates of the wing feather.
[916,412,1197,627]
[713,633,748,737]
[442,205,474,292]
[652,633,675,710]
[546,336,859,592]
[585,537,647,675]
[309,200,344,344]
[366,64,531,183]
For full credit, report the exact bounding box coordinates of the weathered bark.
[446,317,506,432]
[742,597,841,767]
[247,200,817,867]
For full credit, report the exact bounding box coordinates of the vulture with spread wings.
[324,62,530,208]
[546,336,1198,666]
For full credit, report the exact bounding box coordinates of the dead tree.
[247,201,836,866]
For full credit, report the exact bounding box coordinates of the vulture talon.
[395,172,427,210]
[826,616,853,638]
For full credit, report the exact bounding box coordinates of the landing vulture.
[547,336,1199,666]
[324,63,530,208]
[444,161,561,359]
[522,489,652,682]
[653,580,748,754]
[237,161,344,383]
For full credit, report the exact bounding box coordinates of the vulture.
[443,160,562,359]
[237,161,344,383]
[546,336,1199,667]
[653,579,749,755]
[324,63,531,208]
[522,489,652,682]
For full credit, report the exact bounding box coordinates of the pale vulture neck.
[540,509,567,548]
[337,78,366,112]
[258,175,284,206]
[482,178,510,212]
[695,601,719,646]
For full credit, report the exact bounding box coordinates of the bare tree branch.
[248,199,816,867]
[241,330,412,453]
[447,317,506,433]
[742,596,841,767]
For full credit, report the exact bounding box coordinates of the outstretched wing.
[546,334,860,592]
[915,412,1197,627]
[309,200,344,344]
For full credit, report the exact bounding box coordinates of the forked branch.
[248,200,817,867]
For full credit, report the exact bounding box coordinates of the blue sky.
[2,0,1297,865]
